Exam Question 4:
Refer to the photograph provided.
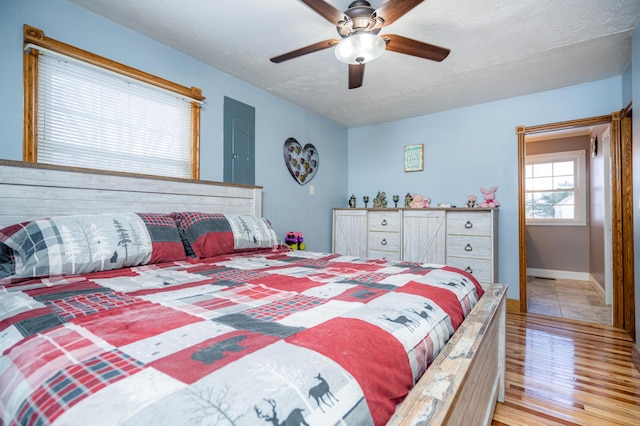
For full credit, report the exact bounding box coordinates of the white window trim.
[525,149,586,226]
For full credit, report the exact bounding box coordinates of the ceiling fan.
[270,0,450,89]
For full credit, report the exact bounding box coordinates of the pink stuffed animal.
[409,194,431,208]
[480,186,500,208]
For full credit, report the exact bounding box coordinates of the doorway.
[524,126,611,325]
[516,109,635,337]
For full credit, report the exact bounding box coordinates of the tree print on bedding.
[52,214,151,275]
[187,384,249,425]
[114,218,132,259]
[225,215,279,250]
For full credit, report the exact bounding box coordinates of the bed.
[0,160,506,425]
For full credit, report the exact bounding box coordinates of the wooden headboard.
[0,160,262,229]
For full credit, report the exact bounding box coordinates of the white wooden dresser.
[444,210,498,284]
[333,208,498,285]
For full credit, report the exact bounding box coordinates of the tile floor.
[527,276,612,325]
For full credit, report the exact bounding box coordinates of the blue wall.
[0,0,348,252]
[348,78,624,299]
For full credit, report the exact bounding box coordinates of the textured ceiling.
[69,0,640,128]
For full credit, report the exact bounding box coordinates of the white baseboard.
[589,273,607,303]
[526,268,590,281]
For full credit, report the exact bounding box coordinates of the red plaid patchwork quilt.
[0,249,484,426]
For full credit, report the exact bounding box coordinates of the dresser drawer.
[368,249,400,261]
[446,212,492,236]
[368,211,401,232]
[368,231,400,252]
[446,235,492,259]
[446,256,493,282]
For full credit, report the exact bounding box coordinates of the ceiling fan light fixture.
[334,32,386,64]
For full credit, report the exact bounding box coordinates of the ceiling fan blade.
[348,64,365,89]
[270,39,341,63]
[383,34,450,62]
[299,0,345,24]
[376,0,424,26]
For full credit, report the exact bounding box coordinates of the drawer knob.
[381,238,388,246]
[465,221,473,229]
[381,219,387,226]
[465,266,473,274]
[464,244,473,252]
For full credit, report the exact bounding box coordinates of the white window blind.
[37,51,193,178]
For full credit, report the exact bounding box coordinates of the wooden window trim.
[22,24,204,179]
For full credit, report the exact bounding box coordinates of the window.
[23,25,205,179]
[525,150,586,226]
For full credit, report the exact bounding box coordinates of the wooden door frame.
[516,110,634,335]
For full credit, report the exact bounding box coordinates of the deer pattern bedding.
[0,248,484,426]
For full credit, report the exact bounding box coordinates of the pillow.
[173,212,234,258]
[0,212,185,282]
[174,213,279,258]
[136,212,187,264]
[226,214,279,252]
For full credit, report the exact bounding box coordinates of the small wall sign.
[404,144,424,172]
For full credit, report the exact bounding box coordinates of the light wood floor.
[492,311,640,425]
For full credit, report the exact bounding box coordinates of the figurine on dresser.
[480,186,500,208]
[373,191,387,208]
[409,194,431,208]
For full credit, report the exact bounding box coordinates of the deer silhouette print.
[410,308,433,324]
[382,313,420,332]
[423,301,436,313]
[410,301,437,324]
[191,335,247,365]
[254,398,308,426]
[461,277,474,290]
[308,373,339,413]
[351,289,376,300]
[443,280,461,289]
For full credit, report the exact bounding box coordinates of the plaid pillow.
[173,212,234,258]
[136,213,187,263]
[173,213,279,258]
[0,212,186,283]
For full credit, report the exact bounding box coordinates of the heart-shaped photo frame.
[283,137,319,185]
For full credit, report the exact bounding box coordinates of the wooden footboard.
[389,284,507,425]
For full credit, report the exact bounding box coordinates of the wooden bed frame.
[0,160,506,425]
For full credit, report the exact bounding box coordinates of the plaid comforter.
[0,249,484,426]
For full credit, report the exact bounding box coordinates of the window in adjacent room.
[525,150,586,226]
[23,25,205,179]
